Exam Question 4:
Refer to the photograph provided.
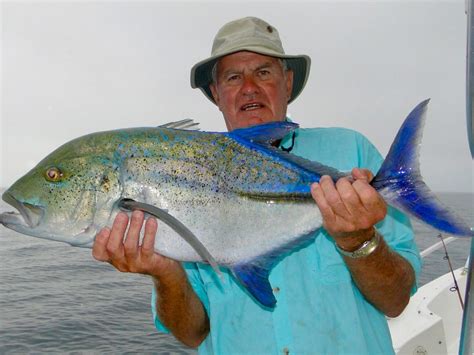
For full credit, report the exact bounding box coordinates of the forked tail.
[371,99,473,237]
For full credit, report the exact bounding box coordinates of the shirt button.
[273,286,280,293]
[282,347,290,355]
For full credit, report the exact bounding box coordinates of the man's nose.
[240,76,259,96]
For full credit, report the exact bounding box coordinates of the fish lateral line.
[238,191,313,202]
[117,198,222,276]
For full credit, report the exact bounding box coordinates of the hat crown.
[212,17,285,56]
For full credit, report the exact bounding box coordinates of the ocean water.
[0,191,472,354]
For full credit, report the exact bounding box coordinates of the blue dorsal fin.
[229,121,347,182]
[372,99,474,237]
[232,263,276,309]
[228,121,299,144]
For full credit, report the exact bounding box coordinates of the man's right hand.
[91,210,210,347]
[92,210,181,278]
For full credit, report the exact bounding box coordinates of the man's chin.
[238,113,276,127]
[246,117,265,126]
[227,113,282,130]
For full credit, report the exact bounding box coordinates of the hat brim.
[190,49,311,105]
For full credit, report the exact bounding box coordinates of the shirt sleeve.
[151,262,211,333]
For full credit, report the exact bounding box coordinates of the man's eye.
[227,74,240,81]
[257,70,272,80]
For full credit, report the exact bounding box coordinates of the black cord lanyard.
[279,132,296,153]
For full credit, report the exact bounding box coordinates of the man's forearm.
[152,265,210,348]
[341,232,415,318]
[310,173,416,318]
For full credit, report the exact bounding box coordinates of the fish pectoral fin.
[231,262,276,309]
[118,198,221,276]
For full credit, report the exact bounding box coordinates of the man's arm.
[92,211,209,347]
[338,233,415,317]
[311,168,415,317]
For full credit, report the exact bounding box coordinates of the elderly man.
[92,17,421,354]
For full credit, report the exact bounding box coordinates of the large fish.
[1,100,472,308]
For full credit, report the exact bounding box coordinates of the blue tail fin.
[372,99,473,237]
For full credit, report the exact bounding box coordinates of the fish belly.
[123,182,322,265]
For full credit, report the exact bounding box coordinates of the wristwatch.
[335,229,382,258]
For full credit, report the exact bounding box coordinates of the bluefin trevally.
[1,99,472,308]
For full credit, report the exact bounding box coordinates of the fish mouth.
[1,191,45,228]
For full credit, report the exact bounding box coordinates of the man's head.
[190,17,311,131]
[209,51,293,130]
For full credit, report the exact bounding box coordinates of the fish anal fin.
[230,229,320,308]
[231,263,276,309]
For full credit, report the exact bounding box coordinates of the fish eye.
[45,167,63,182]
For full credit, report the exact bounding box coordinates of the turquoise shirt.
[152,127,422,354]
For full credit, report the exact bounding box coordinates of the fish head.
[1,135,122,247]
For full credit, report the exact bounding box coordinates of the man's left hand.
[310,168,387,250]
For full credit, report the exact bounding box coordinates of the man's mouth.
[241,103,264,111]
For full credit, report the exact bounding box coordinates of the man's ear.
[209,83,220,107]
[286,70,294,102]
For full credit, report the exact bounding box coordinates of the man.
[92,17,421,354]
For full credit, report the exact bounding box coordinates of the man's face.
[209,51,294,131]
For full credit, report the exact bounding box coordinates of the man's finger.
[352,180,387,221]
[320,176,350,218]
[92,228,111,261]
[352,168,373,182]
[311,181,335,224]
[141,217,158,257]
[124,210,145,257]
[107,212,129,256]
[336,177,363,217]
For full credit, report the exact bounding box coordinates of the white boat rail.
[388,236,468,354]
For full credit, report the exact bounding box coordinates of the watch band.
[335,229,381,258]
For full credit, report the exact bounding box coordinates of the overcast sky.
[1,0,473,193]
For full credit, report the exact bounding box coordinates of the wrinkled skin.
[209,51,293,131]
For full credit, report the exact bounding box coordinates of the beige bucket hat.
[190,17,311,104]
